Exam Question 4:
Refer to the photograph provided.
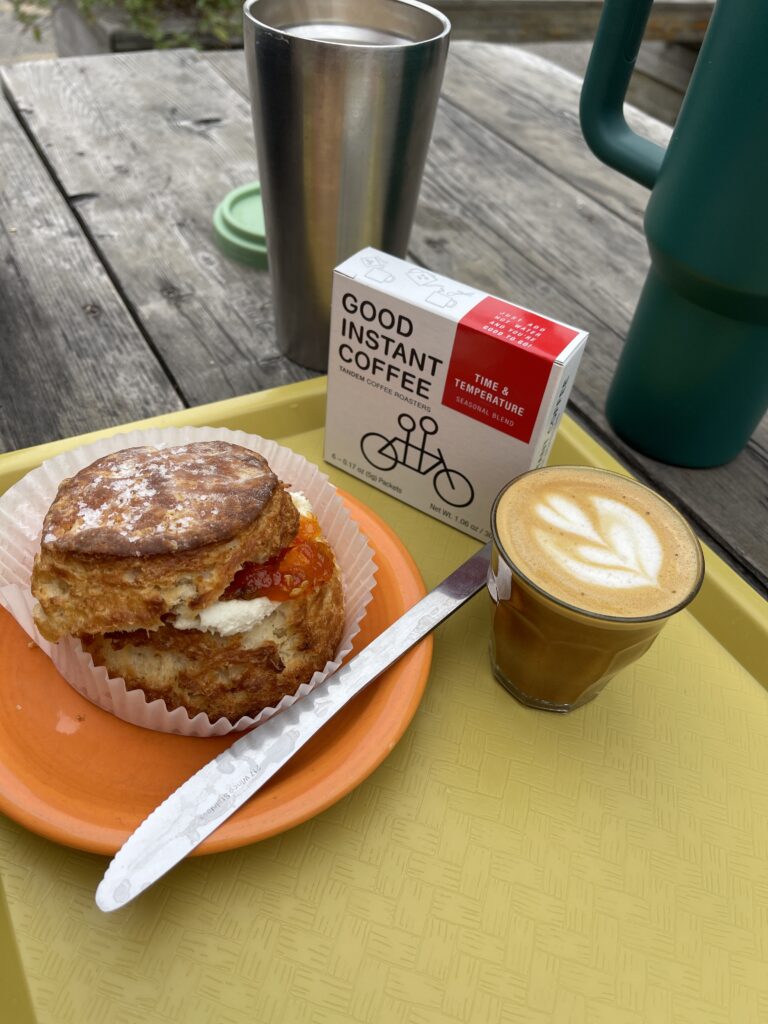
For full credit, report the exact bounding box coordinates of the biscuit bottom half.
[81,567,345,722]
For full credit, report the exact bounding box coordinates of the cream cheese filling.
[171,491,312,637]
[173,596,280,637]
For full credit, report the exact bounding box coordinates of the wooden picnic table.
[0,39,765,601]
[1,39,767,1024]
[433,0,713,43]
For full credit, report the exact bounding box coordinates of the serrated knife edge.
[96,541,491,912]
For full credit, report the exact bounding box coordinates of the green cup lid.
[213,182,268,268]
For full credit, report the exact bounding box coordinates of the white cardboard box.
[324,248,588,540]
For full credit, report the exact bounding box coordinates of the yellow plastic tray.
[1,378,766,1024]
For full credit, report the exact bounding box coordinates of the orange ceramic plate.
[0,491,431,856]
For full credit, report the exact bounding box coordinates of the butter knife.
[96,541,491,911]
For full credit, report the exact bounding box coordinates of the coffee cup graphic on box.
[324,249,588,539]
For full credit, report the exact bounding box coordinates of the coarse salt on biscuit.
[31,441,299,642]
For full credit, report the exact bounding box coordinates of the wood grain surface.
[430,0,713,44]
[523,39,699,125]
[205,45,768,596]
[0,83,182,451]
[1,51,312,417]
[1,42,765,597]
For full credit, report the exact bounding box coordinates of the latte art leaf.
[535,495,602,544]
[597,498,663,582]
[533,492,664,590]
[573,543,634,567]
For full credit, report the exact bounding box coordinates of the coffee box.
[324,248,588,540]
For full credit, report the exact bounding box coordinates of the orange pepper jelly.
[223,514,336,602]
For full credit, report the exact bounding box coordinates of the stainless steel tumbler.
[243,0,450,371]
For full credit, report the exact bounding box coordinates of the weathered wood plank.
[0,84,183,453]
[3,46,765,593]
[207,34,692,131]
[429,0,713,43]
[1,51,313,412]
[207,45,663,232]
[636,41,699,90]
[522,39,693,125]
[46,0,716,53]
[440,39,766,463]
[444,43,669,228]
[432,55,767,594]
[207,44,767,594]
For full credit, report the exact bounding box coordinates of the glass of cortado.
[488,466,705,712]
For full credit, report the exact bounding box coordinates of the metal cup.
[243,0,450,371]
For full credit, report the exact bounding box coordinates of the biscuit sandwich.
[31,440,345,722]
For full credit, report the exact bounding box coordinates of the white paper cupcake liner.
[0,426,376,737]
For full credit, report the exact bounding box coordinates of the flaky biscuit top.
[40,441,279,558]
[31,442,300,641]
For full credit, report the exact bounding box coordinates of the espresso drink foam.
[495,466,702,618]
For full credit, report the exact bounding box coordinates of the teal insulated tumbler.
[580,0,768,467]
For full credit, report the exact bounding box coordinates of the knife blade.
[96,541,491,911]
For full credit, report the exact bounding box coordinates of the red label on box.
[441,296,580,442]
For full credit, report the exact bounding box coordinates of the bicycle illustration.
[361,414,475,508]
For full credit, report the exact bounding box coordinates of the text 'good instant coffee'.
[489,466,704,712]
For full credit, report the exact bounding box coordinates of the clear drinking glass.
[488,466,705,712]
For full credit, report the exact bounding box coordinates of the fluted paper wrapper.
[0,426,376,737]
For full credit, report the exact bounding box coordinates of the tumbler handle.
[579,0,666,189]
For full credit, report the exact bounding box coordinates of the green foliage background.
[12,0,243,48]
